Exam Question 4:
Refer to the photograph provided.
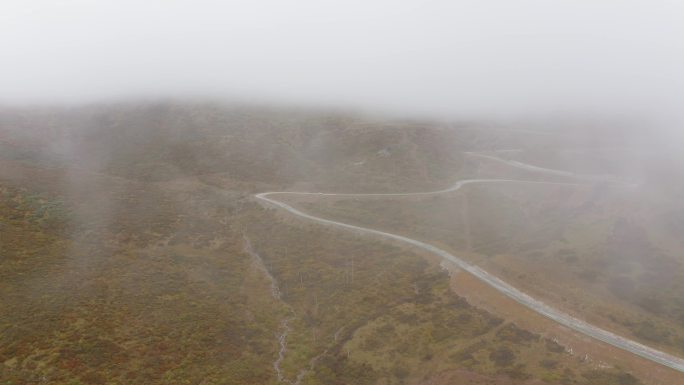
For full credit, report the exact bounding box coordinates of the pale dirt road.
[255,154,684,373]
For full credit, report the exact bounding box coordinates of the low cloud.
[1,0,683,123]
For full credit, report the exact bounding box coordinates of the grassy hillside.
[0,103,674,384]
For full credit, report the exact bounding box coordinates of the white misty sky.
[1,0,683,120]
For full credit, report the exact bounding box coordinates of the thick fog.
[2,0,684,122]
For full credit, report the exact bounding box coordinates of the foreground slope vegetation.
[0,103,670,384]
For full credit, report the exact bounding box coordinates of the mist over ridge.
[2,0,684,127]
[3,2,684,384]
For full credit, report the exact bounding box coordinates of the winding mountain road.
[466,152,621,182]
[255,154,684,373]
